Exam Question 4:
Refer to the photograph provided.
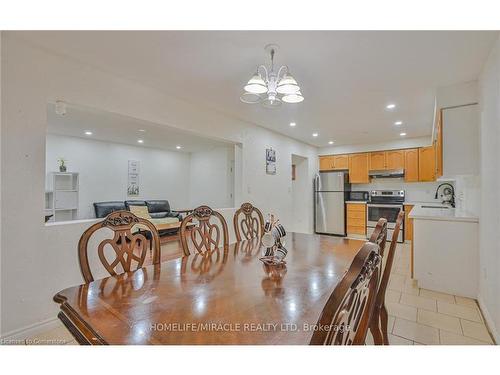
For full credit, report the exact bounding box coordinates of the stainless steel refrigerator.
[314,171,350,236]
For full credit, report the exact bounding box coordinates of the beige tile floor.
[366,242,495,345]
[22,243,495,345]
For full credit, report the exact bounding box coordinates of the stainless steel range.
[367,190,404,243]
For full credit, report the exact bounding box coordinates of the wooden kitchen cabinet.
[386,150,405,169]
[369,152,386,170]
[348,153,370,183]
[369,150,404,170]
[333,155,349,170]
[404,204,414,241]
[319,156,334,171]
[404,148,419,182]
[418,145,436,181]
[319,154,349,171]
[346,203,366,236]
[435,109,443,178]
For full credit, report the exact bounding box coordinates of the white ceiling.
[19,31,499,147]
[47,103,234,153]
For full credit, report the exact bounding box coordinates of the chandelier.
[240,44,304,108]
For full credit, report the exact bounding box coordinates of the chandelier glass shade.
[241,46,303,108]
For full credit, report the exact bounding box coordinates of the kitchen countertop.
[345,201,367,204]
[408,203,479,223]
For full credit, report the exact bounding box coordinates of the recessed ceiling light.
[400,132,407,136]
[328,141,334,145]
[137,139,144,144]
[394,121,403,126]
[84,131,93,136]
[386,103,396,110]
[289,122,296,127]
[176,145,182,150]
[312,133,319,137]
[138,129,146,132]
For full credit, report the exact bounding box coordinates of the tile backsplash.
[352,179,449,203]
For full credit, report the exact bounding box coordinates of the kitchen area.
[315,82,480,300]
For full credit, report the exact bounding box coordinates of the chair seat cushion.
[129,205,152,219]
[151,217,179,226]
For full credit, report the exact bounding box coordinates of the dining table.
[53,232,366,344]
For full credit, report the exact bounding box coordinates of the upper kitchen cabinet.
[319,155,349,171]
[333,155,349,170]
[349,153,370,183]
[435,109,443,178]
[319,156,334,171]
[369,152,386,170]
[404,148,419,182]
[369,150,404,170]
[386,150,405,169]
[418,145,436,181]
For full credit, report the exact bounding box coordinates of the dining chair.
[233,202,265,241]
[78,210,161,283]
[179,205,229,256]
[369,211,404,345]
[310,242,381,345]
[369,218,388,256]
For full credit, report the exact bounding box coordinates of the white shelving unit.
[45,172,79,222]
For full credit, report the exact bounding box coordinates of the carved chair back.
[310,242,381,345]
[369,211,404,344]
[233,202,265,241]
[369,218,388,257]
[78,210,160,283]
[180,205,229,256]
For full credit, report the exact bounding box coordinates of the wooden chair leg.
[369,308,384,345]
[380,304,390,345]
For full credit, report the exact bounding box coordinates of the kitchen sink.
[421,205,450,209]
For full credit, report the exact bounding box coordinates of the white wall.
[478,35,500,343]
[318,136,432,156]
[291,155,309,233]
[46,134,191,218]
[189,146,234,209]
[0,34,319,337]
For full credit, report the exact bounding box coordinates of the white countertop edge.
[345,201,367,204]
[408,214,479,223]
[409,204,479,223]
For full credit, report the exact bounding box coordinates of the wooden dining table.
[54,232,366,345]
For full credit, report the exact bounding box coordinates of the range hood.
[369,169,405,179]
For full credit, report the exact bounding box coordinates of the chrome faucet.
[434,183,455,207]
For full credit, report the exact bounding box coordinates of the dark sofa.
[93,199,181,219]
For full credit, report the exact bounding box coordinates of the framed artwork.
[127,160,140,196]
[266,148,276,175]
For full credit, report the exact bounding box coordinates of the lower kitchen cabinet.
[404,204,414,241]
[346,203,366,236]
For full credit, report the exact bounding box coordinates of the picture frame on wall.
[266,148,276,175]
[127,160,140,196]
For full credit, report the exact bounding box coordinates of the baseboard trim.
[0,316,60,343]
[478,294,499,345]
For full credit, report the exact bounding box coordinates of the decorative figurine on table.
[260,213,288,265]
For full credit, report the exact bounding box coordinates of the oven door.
[367,204,404,242]
[367,204,402,227]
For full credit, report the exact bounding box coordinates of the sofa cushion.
[94,201,126,218]
[125,200,146,210]
[146,200,171,214]
[129,205,152,219]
